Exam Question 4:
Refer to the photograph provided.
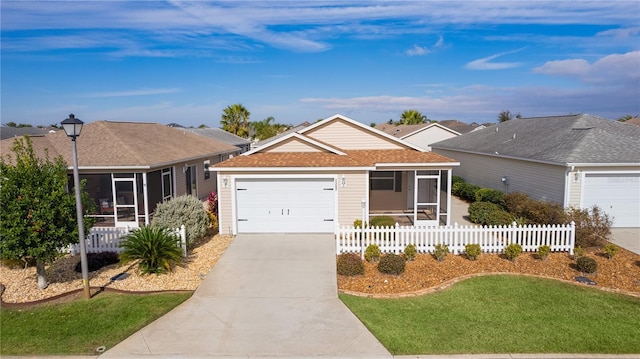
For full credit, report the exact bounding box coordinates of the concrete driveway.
[101,233,390,358]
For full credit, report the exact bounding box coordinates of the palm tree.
[221,104,251,138]
[497,110,521,122]
[399,110,428,125]
[617,114,638,122]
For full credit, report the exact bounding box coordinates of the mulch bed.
[338,247,640,298]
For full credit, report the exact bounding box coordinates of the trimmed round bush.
[151,195,209,248]
[576,256,598,273]
[465,243,481,261]
[604,243,618,259]
[475,188,505,205]
[433,243,449,262]
[504,243,523,261]
[364,244,381,262]
[537,245,551,261]
[74,251,119,272]
[377,253,406,275]
[404,244,417,261]
[370,216,396,228]
[452,176,466,186]
[336,253,364,276]
[469,201,513,226]
[459,183,481,202]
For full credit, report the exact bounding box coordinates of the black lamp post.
[61,114,90,299]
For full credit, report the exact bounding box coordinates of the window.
[162,168,173,201]
[370,171,402,192]
[186,165,197,196]
[204,160,210,180]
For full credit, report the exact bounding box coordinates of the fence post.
[180,224,187,257]
[569,221,575,255]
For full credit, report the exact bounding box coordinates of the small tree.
[0,137,95,289]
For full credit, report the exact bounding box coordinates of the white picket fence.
[68,225,187,257]
[336,221,575,256]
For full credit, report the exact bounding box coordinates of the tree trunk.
[36,260,48,289]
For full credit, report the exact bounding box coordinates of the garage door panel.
[583,173,640,228]
[236,178,335,233]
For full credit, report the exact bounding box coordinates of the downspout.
[563,165,574,209]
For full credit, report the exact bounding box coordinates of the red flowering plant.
[205,191,218,229]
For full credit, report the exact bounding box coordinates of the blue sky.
[2,1,639,128]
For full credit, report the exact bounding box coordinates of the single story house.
[375,122,460,151]
[1,121,240,228]
[431,114,640,227]
[213,114,459,235]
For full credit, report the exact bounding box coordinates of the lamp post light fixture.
[61,114,91,299]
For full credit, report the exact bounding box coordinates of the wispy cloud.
[84,88,182,98]
[465,47,527,70]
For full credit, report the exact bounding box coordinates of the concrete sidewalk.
[100,233,389,358]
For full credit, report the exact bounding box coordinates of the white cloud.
[533,51,640,85]
[84,88,183,98]
[465,47,527,70]
[406,44,429,56]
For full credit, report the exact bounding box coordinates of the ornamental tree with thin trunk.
[0,136,95,289]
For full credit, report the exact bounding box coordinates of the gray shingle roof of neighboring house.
[437,120,484,134]
[181,127,251,152]
[431,114,640,165]
[1,127,54,140]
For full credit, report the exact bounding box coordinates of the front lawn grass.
[340,275,640,355]
[0,292,191,355]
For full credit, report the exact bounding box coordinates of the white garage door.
[235,178,336,233]
[582,173,640,228]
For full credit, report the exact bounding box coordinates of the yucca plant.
[120,226,183,275]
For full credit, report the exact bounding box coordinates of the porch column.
[142,172,150,225]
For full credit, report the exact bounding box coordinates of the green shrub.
[565,205,612,248]
[459,183,481,202]
[576,256,598,274]
[573,245,585,259]
[502,192,566,225]
[452,182,465,197]
[475,188,505,205]
[604,243,618,259]
[465,243,481,261]
[151,195,209,248]
[353,219,365,228]
[120,226,183,275]
[537,245,551,261]
[336,253,364,276]
[74,251,119,272]
[502,192,533,217]
[468,201,512,226]
[504,243,523,261]
[377,253,406,275]
[433,243,449,262]
[404,244,417,261]
[370,216,396,228]
[452,176,466,185]
[364,244,381,262]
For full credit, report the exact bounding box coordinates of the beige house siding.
[434,149,566,204]
[337,172,368,227]
[403,127,458,151]
[265,138,323,153]
[305,120,405,150]
[217,173,234,235]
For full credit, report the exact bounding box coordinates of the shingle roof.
[437,120,481,134]
[1,127,53,140]
[1,121,239,168]
[181,127,250,147]
[214,149,457,168]
[432,114,640,164]
[375,123,430,137]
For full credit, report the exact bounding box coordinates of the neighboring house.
[1,126,55,140]
[213,114,459,235]
[1,121,240,228]
[251,121,311,150]
[438,120,486,134]
[375,122,460,151]
[432,114,640,228]
[181,127,251,153]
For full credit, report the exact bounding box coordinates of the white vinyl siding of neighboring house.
[402,126,458,151]
[305,120,406,150]
[434,149,566,204]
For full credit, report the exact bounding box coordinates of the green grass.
[340,275,640,355]
[0,292,191,355]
